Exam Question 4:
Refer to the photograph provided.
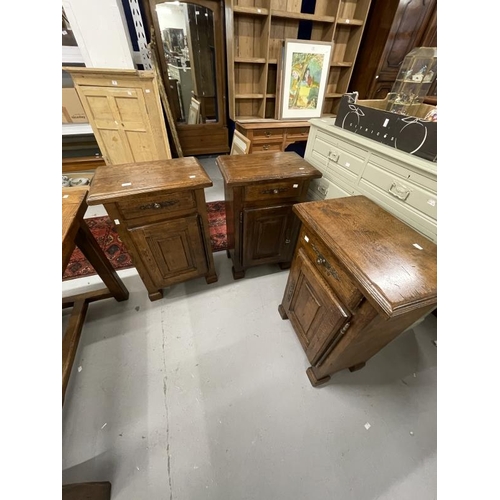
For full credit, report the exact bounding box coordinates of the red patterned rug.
[63,200,227,281]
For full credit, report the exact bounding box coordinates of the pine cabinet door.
[242,205,299,267]
[128,215,207,287]
[66,69,171,165]
[286,249,351,365]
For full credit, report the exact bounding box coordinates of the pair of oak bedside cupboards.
[87,152,437,386]
[86,152,322,299]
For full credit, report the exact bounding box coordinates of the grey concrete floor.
[63,155,437,500]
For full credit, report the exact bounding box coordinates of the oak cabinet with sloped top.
[278,195,437,387]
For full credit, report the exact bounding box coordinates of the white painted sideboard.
[305,118,437,243]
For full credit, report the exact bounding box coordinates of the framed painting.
[278,40,333,120]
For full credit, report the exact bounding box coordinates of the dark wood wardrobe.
[348,0,437,102]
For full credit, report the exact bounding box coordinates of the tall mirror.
[146,0,229,155]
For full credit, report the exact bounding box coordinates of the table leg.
[74,221,129,301]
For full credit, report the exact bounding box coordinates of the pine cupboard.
[63,68,172,165]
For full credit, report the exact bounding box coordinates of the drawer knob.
[316,257,326,265]
[273,189,279,194]
[153,203,161,209]
[265,131,271,137]
[285,239,291,244]
[263,144,270,150]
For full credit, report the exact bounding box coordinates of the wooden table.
[62,187,129,405]
[235,121,310,154]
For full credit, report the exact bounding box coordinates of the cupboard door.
[71,73,171,164]
[286,249,351,365]
[242,205,299,267]
[78,86,170,164]
[128,215,207,287]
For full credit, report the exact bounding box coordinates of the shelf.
[331,62,353,67]
[234,57,267,64]
[337,18,364,26]
[62,123,93,136]
[226,1,372,122]
[271,10,335,23]
[234,6,269,16]
[235,94,265,99]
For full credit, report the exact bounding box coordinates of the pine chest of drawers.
[216,152,322,279]
[278,195,437,387]
[87,158,218,301]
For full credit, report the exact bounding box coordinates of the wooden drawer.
[251,142,283,153]
[252,129,284,141]
[361,161,437,220]
[286,127,309,140]
[297,227,363,311]
[117,190,196,220]
[244,180,304,203]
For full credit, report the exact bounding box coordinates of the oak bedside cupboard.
[216,152,322,280]
[278,195,437,387]
[87,158,218,301]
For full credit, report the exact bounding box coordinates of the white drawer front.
[307,177,354,200]
[369,154,437,192]
[314,130,367,177]
[361,161,437,220]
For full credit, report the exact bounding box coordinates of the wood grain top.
[216,152,322,186]
[87,158,213,204]
[62,187,88,246]
[293,196,437,317]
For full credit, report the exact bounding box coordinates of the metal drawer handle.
[328,150,339,162]
[388,182,411,201]
[317,186,328,196]
[311,243,340,280]
[265,131,271,137]
[261,187,288,195]
[263,144,270,150]
[139,200,179,210]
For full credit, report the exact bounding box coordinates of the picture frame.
[278,39,333,120]
[187,97,200,124]
[230,130,251,155]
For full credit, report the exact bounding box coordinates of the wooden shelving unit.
[225,0,372,121]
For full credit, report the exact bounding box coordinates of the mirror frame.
[145,0,229,155]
